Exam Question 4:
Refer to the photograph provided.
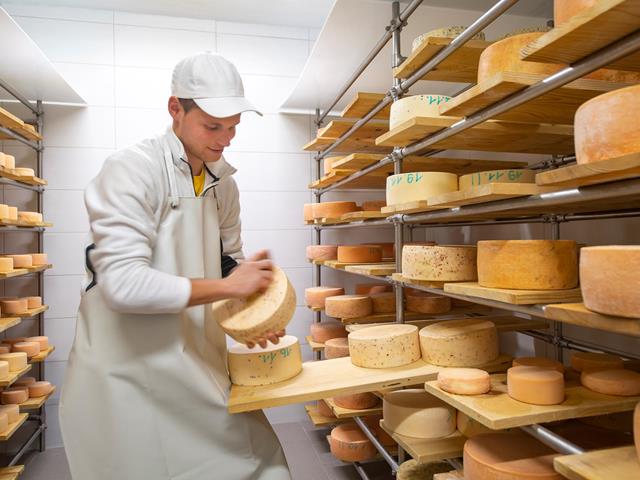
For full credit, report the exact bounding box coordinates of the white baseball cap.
[171,52,262,118]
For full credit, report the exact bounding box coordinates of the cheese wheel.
[554,0,598,25]
[508,366,565,405]
[513,357,564,373]
[329,424,376,462]
[28,381,53,398]
[5,255,32,268]
[13,376,36,387]
[324,337,350,359]
[580,246,640,318]
[362,200,386,212]
[31,253,48,266]
[437,368,491,395]
[325,295,372,319]
[304,287,345,308]
[396,460,451,480]
[1,388,28,405]
[464,432,562,480]
[402,245,477,282]
[581,369,640,396]
[316,399,335,418]
[213,267,295,343]
[364,242,394,259]
[477,240,578,290]
[303,203,313,222]
[0,361,8,378]
[412,26,486,52]
[389,95,452,129]
[0,258,13,273]
[382,389,456,439]
[348,324,421,368]
[363,414,396,446]
[305,245,338,262]
[333,392,379,410]
[370,292,395,314]
[0,204,7,220]
[635,403,639,461]
[0,347,9,355]
[0,299,28,314]
[311,201,358,220]
[0,412,7,433]
[18,211,42,223]
[405,292,451,314]
[570,352,624,372]
[456,411,495,438]
[337,245,382,264]
[459,169,535,190]
[323,156,342,175]
[419,319,499,367]
[355,283,392,295]
[4,155,15,170]
[25,296,42,309]
[2,337,25,346]
[386,172,458,206]
[227,335,302,386]
[309,321,347,343]
[14,167,35,177]
[7,207,17,221]
[12,342,40,358]
[0,404,19,423]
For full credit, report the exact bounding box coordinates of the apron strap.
[161,137,181,208]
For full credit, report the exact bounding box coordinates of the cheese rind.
[581,369,640,397]
[7,207,17,221]
[25,296,42,309]
[437,368,491,395]
[411,26,485,52]
[28,381,53,398]
[389,95,452,130]
[348,324,420,368]
[0,204,7,220]
[324,337,350,359]
[383,389,456,439]
[370,292,395,314]
[333,392,379,410]
[0,361,8,378]
[14,167,34,177]
[17,211,42,224]
[570,352,624,372]
[317,399,335,418]
[459,169,535,190]
[634,403,639,461]
[355,283,392,295]
[303,203,313,222]
[306,245,338,262]
[13,377,36,387]
[12,342,40,358]
[312,201,358,219]
[386,172,458,206]
[456,411,495,438]
[507,366,565,405]
[337,245,382,264]
[4,156,15,170]
[309,321,347,343]
[0,299,28,314]
[405,293,451,314]
[402,245,477,282]
[304,287,345,309]
[0,404,19,422]
[5,255,32,268]
[0,258,13,273]
[1,388,28,405]
[513,357,564,373]
[329,424,376,462]
[31,253,48,266]
[325,295,373,319]
[0,412,7,433]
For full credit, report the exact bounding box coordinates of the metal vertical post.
[313,109,323,360]
[549,216,563,363]
[36,100,46,452]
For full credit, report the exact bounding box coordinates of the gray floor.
[17,421,394,480]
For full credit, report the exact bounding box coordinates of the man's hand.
[223,252,273,298]
[245,329,286,349]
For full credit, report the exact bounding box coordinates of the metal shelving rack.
[306,0,640,478]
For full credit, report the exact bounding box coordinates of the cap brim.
[194,97,263,118]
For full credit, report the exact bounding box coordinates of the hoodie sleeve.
[217,176,244,261]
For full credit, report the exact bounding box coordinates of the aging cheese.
[227,335,302,386]
[396,460,451,480]
[477,240,578,290]
[419,319,499,367]
[0,258,13,273]
[402,244,477,282]
[317,399,335,418]
[0,361,8,378]
[382,389,456,439]
[0,404,19,423]
[362,200,386,212]
[31,253,48,266]
[5,255,32,268]
[304,287,345,308]
[554,0,598,25]
[329,424,376,462]
[306,245,338,262]
[386,172,458,206]
[4,155,15,170]
[213,267,296,343]
[7,207,17,221]
[14,377,36,387]
[370,292,395,314]
[0,204,8,220]
[389,95,452,129]
[570,352,624,372]
[25,296,42,309]
[456,411,495,438]
[309,321,347,343]
[312,201,358,220]
[405,292,451,314]
[580,246,640,318]
[412,26,486,52]
[348,324,421,368]
[0,347,10,355]
[323,156,342,175]
[1,388,28,405]
[337,245,382,264]
[324,337,350,359]
[507,366,565,405]
[437,368,491,395]
[28,381,53,398]
[17,211,42,223]
[333,392,379,410]
[458,169,535,190]
[1,299,30,315]
[355,283,392,295]
[303,203,313,222]
[513,357,564,373]
[325,295,373,319]
[581,369,640,396]
[12,342,40,358]
[14,167,35,177]
[364,242,394,259]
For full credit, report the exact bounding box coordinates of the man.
[60,52,291,479]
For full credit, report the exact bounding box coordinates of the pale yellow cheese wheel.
[1,388,28,405]
[0,299,28,314]
[227,335,302,386]
[405,292,451,314]
[311,201,358,220]
[325,295,372,319]
[0,361,8,378]
[458,169,535,190]
[213,267,295,343]
[329,424,376,462]
[581,369,640,396]
[571,352,624,372]
[324,337,350,359]
[382,389,456,439]
[402,244,477,282]
[17,211,42,223]
[477,240,578,290]
[362,200,386,212]
[337,245,382,263]
[7,207,17,221]
[513,357,564,373]
[437,368,491,395]
[0,258,13,273]
[370,292,395,314]
[4,155,15,170]
[386,172,458,206]
[305,245,338,262]
[304,287,344,309]
[28,381,53,398]
[12,342,40,358]
[5,255,32,268]
[348,324,421,368]
[507,366,565,405]
[0,404,19,423]
[580,246,640,318]
[389,95,452,130]
[0,204,8,219]
[31,253,48,266]
[412,26,485,52]
[14,167,34,177]
[309,321,347,343]
[25,296,42,309]
[554,0,598,25]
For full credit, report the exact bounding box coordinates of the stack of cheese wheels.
[0,404,18,423]
[411,26,485,52]
[317,400,335,418]
[227,335,302,386]
[305,245,338,262]
[337,245,382,264]
[18,211,42,223]
[513,357,564,373]
[324,337,350,359]
[213,267,295,343]
[304,286,344,309]
[477,240,579,290]
[419,319,499,367]
[370,292,395,314]
[457,411,494,438]
[329,424,376,462]
[464,432,562,480]
[12,341,40,358]
[570,352,624,372]
[581,369,640,396]
[310,321,347,343]
[0,298,28,315]
[402,244,477,282]
[580,246,640,318]
[458,169,535,191]
[362,200,386,212]
[554,0,598,25]
[437,368,491,395]
[0,257,13,274]
[311,201,358,220]
[1,387,28,405]
[405,290,451,314]
[348,324,421,368]
[396,460,451,480]
[382,389,456,439]
[28,381,53,398]
[386,172,458,207]
[323,156,342,175]
[5,254,32,268]
[303,203,313,223]
[355,283,392,295]
[26,336,49,350]
[325,295,372,319]
[508,366,565,405]
[333,392,379,410]
[389,94,452,130]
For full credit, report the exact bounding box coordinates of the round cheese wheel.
[0,204,7,220]
[28,381,53,398]
[1,388,28,405]
[477,240,578,290]
[396,460,451,480]
[0,361,8,378]
[361,200,386,212]
[303,203,313,222]
[5,255,32,268]
[17,211,42,223]
[508,366,565,405]
[355,283,392,295]
[580,246,640,318]
[382,389,456,439]
[316,399,335,418]
[402,245,477,282]
[464,432,562,480]
[513,357,564,373]
[324,337,349,359]
[2,337,25,346]
[325,295,372,319]
[14,167,35,177]
[0,258,13,273]
[364,242,394,259]
[333,392,379,410]
[304,287,345,309]
[0,353,27,372]
[363,414,396,446]
[370,292,395,314]
[311,201,358,220]
[581,369,640,396]
[213,267,295,343]
[412,26,486,52]
[634,403,639,461]
[554,0,598,25]
[306,245,338,262]
[13,376,36,387]
[389,95,452,129]
[437,368,491,395]
[329,424,376,462]
[25,296,42,309]
[227,335,302,386]
[405,292,451,314]
[336,245,382,264]
[0,412,7,433]
[0,404,19,423]
[31,253,48,266]
[309,321,347,343]
[0,299,28,314]
[323,156,342,175]
[459,169,535,190]
[570,352,624,372]
[348,324,421,368]
[4,156,15,169]
[7,207,17,221]
[12,342,40,358]
[457,411,495,438]
[419,319,499,367]
[0,347,10,355]
[386,172,458,206]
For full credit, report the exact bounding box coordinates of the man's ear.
[168,96,182,119]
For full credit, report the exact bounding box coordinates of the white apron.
[59,138,290,480]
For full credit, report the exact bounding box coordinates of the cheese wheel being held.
[0,361,8,378]
[402,245,477,282]
[337,245,382,264]
[405,292,451,314]
[0,353,27,372]
[383,389,456,439]
[370,292,395,314]
[316,400,335,418]
[1,388,28,405]
[304,287,344,309]
[333,392,379,410]
[349,324,420,368]
[5,255,32,268]
[324,337,350,359]
[513,357,564,373]
[508,366,565,405]
[28,381,53,398]
[329,424,376,462]
[0,299,28,314]
[570,352,624,372]
[325,295,372,319]
[31,253,48,266]
[437,368,491,395]
[0,257,13,273]
[0,404,19,423]
[311,201,358,220]
[386,172,458,206]
[12,342,40,358]
[459,169,535,190]
[305,245,338,262]
[554,0,598,25]
[309,321,347,343]
[581,369,640,396]
[389,95,452,129]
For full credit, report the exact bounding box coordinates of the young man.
[60,52,290,479]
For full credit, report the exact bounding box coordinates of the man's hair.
[178,98,198,113]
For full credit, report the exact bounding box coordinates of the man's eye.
[206,125,219,131]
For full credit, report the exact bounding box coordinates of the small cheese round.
[570,352,624,372]
[419,319,499,367]
[13,377,36,387]
[386,172,458,206]
[581,369,640,397]
[355,283,392,295]
[0,258,13,273]
[0,299,28,314]
[305,245,338,262]
[554,0,598,25]
[329,424,376,462]
[324,337,350,359]
[383,389,456,439]
[14,167,35,177]
[227,335,302,386]
[12,342,40,358]
[1,388,28,405]
[459,169,535,190]
[389,95,452,129]
[2,337,25,346]
[0,204,7,219]
[25,296,42,309]
[0,353,27,372]
[312,201,358,219]
[370,292,395,314]
[31,253,48,266]
[456,411,495,438]
[402,245,477,282]
[361,200,386,212]
[303,203,314,222]
[5,255,32,268]
[0,412,7,433]
[4,156,15,169]
[304,287,345,309]
[396,460,451,480]
[333,392,379,410]
[17,211,42,223]
[0,404,19,423]
[7,207,17,221]
[513,357,564,373]
[405,292,451,314]
[337,245,382,264]
[309,322,347,343]
[348,324,421,369]
[317,399,335,418]
[412,26,485,52]
[28,381,53,398]
[0,361,8,378]
[437,368,491,395]
[508,366,565,405]
[325,295,372,319]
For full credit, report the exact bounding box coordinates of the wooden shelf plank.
[382,201,449,215]
[0,413,28,441]
[304,120,392,154]
[324,397,382,419]
[323,260,392,271]
[19,385,56,411]
[340,211,387,221]
[340,92,389,120]
[424,374,640,430]
[0,465,24,480]
[3,305,48,320]
[0,317,20,334]
[0,264,52,280]
[304,404,349,427]
[344,263,395,276]
[536,152,640,188]
[0,365,32,388]
[303,135,393,154]
[444,282,582,305]
[29,346,55,363]
[427,183,560,208]
[0,167,47,187]
[554,445,640,480]
[306,336,325,352]
[317,119,389,139]
[379,421,466,464]
[545,303,640,337]
[339,305,496,326]
[0,107,24,130]
[521,0,640,73]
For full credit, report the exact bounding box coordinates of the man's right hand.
[223,257,274,298]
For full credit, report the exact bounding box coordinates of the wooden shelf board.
[0,465,24,480]
[340,92,389,120]
[0,269,29,279]
[311,215,351,225]
[306,305,323,312]
[304,119,392,154]
[424,374,640,430]
[340,304,495,326]
[545,303,640,337]
[309,171,387,190]
[379,421,466,464]
[0,317,20,334]
[382,201,449,215]
[340,211,388,221]
[343,263,396,276]
[304,404,349,427]
[521,0,640,73]
[0,365,32,388]
[304,135,393,154]
[324,260,391,271]
[25,264,53,274]
[444,282,582,305]
[0,167,47,187]
[0,107,24,130]
[392,273,445,289]
[306,336,325,352]
[4,305,48,319]
[19,385,56,411]
[554,445,640,480]
[29,346,55,363]
[324,397,382,419]
[427,183,560,208]
[0,413,28,442]
[536,152,640,188]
